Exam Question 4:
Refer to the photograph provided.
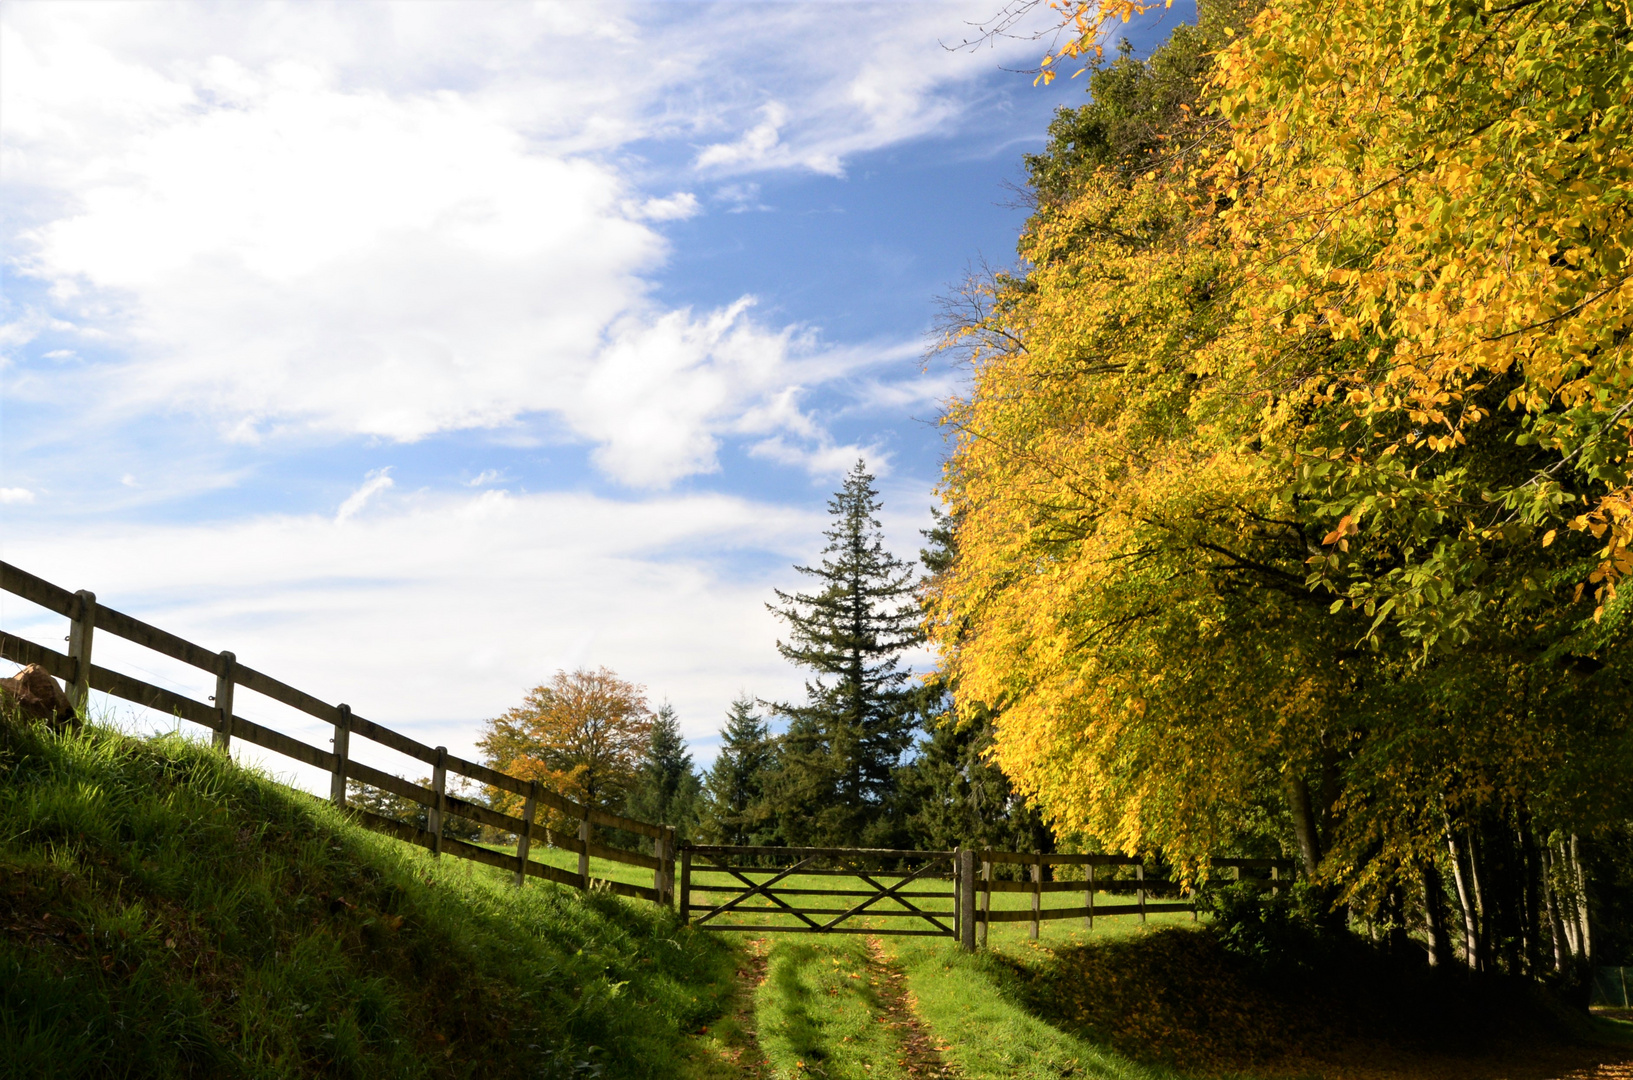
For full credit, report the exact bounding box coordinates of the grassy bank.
[0,717,737,1079]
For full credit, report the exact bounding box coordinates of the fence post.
[981,851,991,948]
[953,849,966,947]
[212,651,236,751]
[1086,862,1095,933]
[654,828,669,906]
[66,589,96,713]
[330,704,351,809]
[1137,860,1147,924]
[666,827,679,907]
[1030,854,1042,941]
[680,845,692,924]
[429,746,448,858]
[577,809,591,887]
[514,780,538,887]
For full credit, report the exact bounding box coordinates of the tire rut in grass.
[695,935,773,1077]
[863,936,958,1079]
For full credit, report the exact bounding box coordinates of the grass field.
[6,717,1629,1080]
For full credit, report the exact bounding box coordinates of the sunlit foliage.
[932,0,1633,977]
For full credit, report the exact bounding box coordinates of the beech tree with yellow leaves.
[932,0,1633,983]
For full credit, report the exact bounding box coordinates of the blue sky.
[0,0,1192,788]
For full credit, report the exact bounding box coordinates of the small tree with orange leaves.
[478,667,653,830]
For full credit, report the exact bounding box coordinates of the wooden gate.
[680,846,960,937]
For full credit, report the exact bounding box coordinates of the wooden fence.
[0,560,1298,949]
[0,561,677,905]
[964,851,1295,948]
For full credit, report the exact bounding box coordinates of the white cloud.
[698,102,822,174]
[575,299,828,487]
[0,487,37,503]
[713,182,771,213]
[635,192,701,222]
[0,4,1057,414]
[465,469,506,487]
[5,2,1027,487]
[750,436,887,481]
[336,468,394,522]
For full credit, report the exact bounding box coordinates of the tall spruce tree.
[699,695,776,845]
[624,703,701,843]
[764,460,923,846]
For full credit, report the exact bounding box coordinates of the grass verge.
[753,936,925,1080]
[890,938,1171,1080]
[0,717,737,1079]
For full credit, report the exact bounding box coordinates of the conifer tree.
[624,703,702,841]
[699,695,775,845]
[763,460,923,846]
[898,695,1053,863]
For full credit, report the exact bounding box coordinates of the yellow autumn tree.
[1212,0,1633,630]
[931,0,1633,972]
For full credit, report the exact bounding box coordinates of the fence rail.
[965,849,1298,948]
[0,561,677,905]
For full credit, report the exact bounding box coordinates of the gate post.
[1030,854,1042,940]
[654,827,675,907]
[680,845,693,925]
[577,809,591,886]
[981,850,991,948]
[959,849,977,952]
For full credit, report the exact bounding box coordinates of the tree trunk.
[1468,829,1489,970]
[1286,773,1322,877]
[1520,820,1544,977]
[1385,881,1412,958]
[1569,834,1592,964]
[1543,844,1569,972]
[1421,860,1452,968]
[1445,825,1481,970]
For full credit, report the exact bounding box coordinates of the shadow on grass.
[754,938,915,1080]
[998,925,1628,1079]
